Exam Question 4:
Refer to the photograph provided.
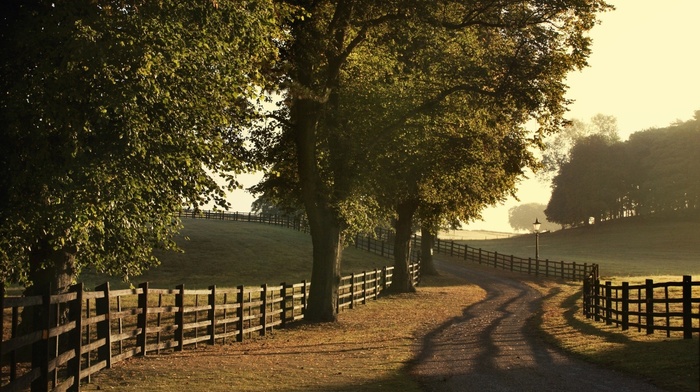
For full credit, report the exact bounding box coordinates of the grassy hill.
[460,212,700,277]
[79,211,700,289]
[79,218,392,289]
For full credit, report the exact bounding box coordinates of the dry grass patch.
[527,279,699,392]
[83,274,484,392]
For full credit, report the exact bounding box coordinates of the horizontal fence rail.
[429,232,597,281]
[1,264,418,392]
[1,210,420,392]
[582,275,700,339]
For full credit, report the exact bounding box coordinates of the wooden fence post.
[572,262,577,280]
[175,284,184,351]
[582,277,590,318]
[682,275,692,339]
[302,280,308,313]
[374,268,379,300]
[137,282,149,356]
[236,285,245,342]
[478,248,482,264]
[67,283,84,392]
[645,279,654,335]
[280,283,287,328]
[527,258,532,275]
[362,271,367,305]
[31,286,51,392]
[593,280,601,322]
[560,261,565,279]
[261,284,268,336]
[209,285,216,345]
[605,281,612,325]
[621,282,629,331]
[381,267,388,291]
[349,273,356,310]
[493,252,498,268]
[510,255,514,272]
[95,282,112,368]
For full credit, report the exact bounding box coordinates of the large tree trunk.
[305,206,343,322]
[389,200,419,293]
[19,241,77,331]
[292,95,343,322]
[420,226,439,276]
[24,237,77,300]
[19,238,77,361]
[289,6,355,322]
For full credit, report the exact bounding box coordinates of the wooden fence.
[582,275,700,339]
[1,265,418,392]
[1,210,420,392]
[429,232,597,281]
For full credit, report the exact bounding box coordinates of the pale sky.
[223,1,700,232]
[465,0,700,232]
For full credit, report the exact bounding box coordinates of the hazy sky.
[464,0,700,232]
[224,2,700,232]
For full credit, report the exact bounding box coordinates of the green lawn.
[459,213,700,278]
[79,218,392,289]
[79,212,700,289]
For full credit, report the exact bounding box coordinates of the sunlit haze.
[222,1,700,233]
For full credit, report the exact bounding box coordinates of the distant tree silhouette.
[508,203,558,231]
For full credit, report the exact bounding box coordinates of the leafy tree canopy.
[251,0,613,316]
[545,111,700,227]
[539,113,619,182]
[0,0,288,288]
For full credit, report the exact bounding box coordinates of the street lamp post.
[533,218,541,260]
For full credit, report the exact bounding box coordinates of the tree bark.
[24,237,76,293]
[388,200,419,293]
[420,226,439,275]
[20,238,76,335]
[305,205,343,322]
[292,92,343,321]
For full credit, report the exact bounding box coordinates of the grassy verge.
[82,273,485,392]
[528,278,699,392]
[462,213,700,277]
[79,218,392,289]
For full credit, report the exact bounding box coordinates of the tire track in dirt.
[411,258,667,392]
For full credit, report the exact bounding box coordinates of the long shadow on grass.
[531,285,699,392]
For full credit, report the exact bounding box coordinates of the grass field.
[79,218,393,289]
[460,213,700,277]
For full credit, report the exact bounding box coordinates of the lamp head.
[533,218,541,232]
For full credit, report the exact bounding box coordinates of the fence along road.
[0,214,420,392]
[413,256,666,392]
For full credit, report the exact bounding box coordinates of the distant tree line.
[545,111,700,227]
[508,203,559,232]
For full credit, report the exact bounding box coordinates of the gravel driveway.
[411,258,667,392]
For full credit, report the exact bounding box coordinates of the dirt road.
[411,258,667,392]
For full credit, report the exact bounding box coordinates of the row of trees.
[1,1,613,323]
[545,112,700,227]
